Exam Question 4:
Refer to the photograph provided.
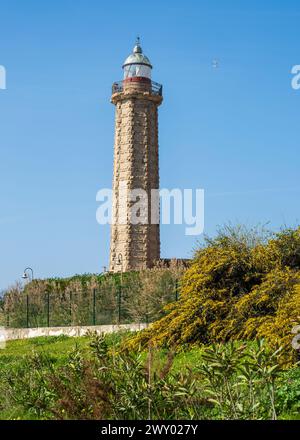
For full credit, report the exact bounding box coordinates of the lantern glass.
[123,64,151,80]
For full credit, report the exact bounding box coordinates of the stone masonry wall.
[109,88,162,272]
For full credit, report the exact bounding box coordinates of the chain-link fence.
[3,278,179,329]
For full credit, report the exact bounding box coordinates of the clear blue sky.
[0,0,299,290]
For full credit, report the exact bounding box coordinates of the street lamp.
[22,267,34,282]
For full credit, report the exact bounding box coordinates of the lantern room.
[122,37,152,80]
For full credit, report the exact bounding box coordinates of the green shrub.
[126,225,300,365]
[3,266,183,328]
[1,334,293,420]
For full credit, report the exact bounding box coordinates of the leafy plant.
[126,225,300,365]
[197,340,282,420]
[0,334,297,420]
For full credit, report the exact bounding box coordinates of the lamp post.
[22,267,34,282]
[22,267,33,329]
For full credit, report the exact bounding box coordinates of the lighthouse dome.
[122,38,152,79]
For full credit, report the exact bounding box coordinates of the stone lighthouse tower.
[109,39,163,272]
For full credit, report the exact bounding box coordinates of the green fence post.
[175,279,179,301]
[70,292,72,326]
[47,292,50,327]
[118,284,122,324]
[93,288,96,326]
[26,294,29,328]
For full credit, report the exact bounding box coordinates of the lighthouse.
[109,38,163,272]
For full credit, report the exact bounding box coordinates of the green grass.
[0,335,89,362]
[0,335,102,420]
[0,333,203,373]
[0,333,206,420]
[0,331,205,420]
[1,334,300,420]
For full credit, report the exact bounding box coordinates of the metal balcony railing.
[112,80,163,96]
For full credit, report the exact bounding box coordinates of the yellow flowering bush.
[126,225,300,364]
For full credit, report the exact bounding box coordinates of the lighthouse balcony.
[112,79,163,96]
